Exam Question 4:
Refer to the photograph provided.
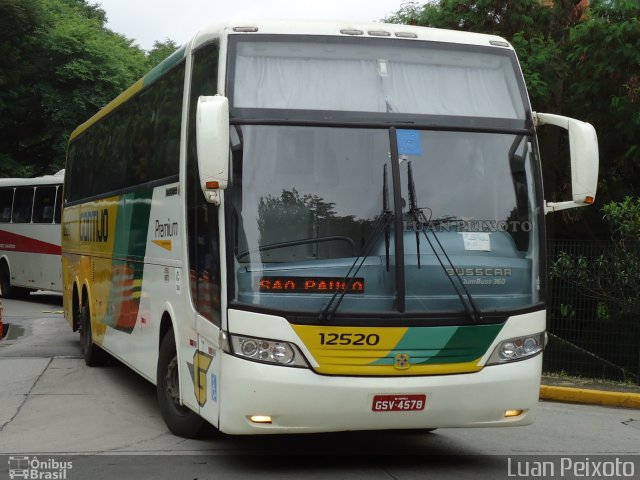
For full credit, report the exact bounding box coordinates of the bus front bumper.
[217,353,542,435]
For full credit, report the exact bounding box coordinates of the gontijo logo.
[79,209,108,243]
[8,456,73,479]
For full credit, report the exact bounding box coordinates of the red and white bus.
[0,170,64,297]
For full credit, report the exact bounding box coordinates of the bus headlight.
[487,332,546,365]
[229,334,309,368]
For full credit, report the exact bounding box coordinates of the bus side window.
[33,186,57,223]
[12,187,34,223]
[0,188,13,222]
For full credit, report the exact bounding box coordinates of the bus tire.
[79,301,107,366]
[0,265,11,298]
[157,329,206,438]
[0,264,31,299]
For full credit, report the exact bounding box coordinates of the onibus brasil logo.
[8,456,72,479]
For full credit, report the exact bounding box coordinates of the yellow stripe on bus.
[69,78,145,141]
[311,360,483,376]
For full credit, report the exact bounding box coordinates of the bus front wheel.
[157,329,206,438]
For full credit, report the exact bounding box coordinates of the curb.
[540,385,640,409]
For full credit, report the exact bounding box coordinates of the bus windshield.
[230,126,542,316]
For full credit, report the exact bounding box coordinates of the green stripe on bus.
[104,188,154,333]
[371,323,503,366]
[143,44,187,87]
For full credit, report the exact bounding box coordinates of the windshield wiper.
[406,160,484,323]
[320,165,393,321]
[383,163,391,272]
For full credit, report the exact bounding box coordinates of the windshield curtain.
[229,125,543,316]
[231,36,526,120]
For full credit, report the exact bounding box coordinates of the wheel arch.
[157,307,178,386]
[0,255,9,272]
[159,310,174,350]
[73,279,92,331]
[71,282,80,331]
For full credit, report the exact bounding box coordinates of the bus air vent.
[340,29,364,36]
[233,26,258,33]
[368,30,391,37]
[395,32,418,39]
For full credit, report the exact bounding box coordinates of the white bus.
[62,21,598,437]
[0,170,64,297]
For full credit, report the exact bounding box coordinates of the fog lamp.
[249,415,272,424]
[504,409,524,418]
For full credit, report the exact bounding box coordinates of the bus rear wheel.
[0,266,10,298]
[157,329,206,438]
[79,301,107,366]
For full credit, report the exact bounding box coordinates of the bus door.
[189,198,223,425]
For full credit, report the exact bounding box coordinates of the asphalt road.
[0,294,638,480]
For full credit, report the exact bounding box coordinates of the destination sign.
[259,277,365,294]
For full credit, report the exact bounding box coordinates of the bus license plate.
[372,394,427,412]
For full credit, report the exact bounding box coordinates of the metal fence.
[544,240,640,384]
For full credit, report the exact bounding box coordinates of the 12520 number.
[318,332,380,346]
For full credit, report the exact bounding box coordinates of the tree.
[147,39,179,67]
[0,0,149,177]
[0,0,47,177]
[564,1,640,204]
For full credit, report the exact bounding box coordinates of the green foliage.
[551,197,640,317]
[564,1,640,202]
[0,0,48,177]
[0,0,150,177]
[559,303,576,319]
[602,196,640,244]
[147,39,179,67]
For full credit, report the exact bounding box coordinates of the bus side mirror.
[534,112,599,214]
[196,95,229,205]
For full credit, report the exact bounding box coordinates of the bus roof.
[0,170,64,188]
[69,20,513,142]
[191,20,513,51]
